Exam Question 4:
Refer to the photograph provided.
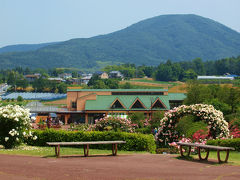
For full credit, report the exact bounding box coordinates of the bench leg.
[55,145,60,158]
[217,150,230,163]
[180,145,191,157]
[197,148,209,161]
[55,146,58,157]
[84,145,89,157]
[112,144,118,156]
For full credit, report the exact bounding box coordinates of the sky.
[0,0,240,48]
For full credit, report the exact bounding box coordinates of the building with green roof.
[59,89,186,124]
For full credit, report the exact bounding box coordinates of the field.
[121,78,187,93]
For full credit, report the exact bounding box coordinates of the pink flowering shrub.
[192,129,208,142]
[90,116,135,133]
[230,126,240,138]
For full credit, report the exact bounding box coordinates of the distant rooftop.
[2,92,66,100]
[197,76,234,80]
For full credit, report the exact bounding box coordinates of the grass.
[0,145,149,157]
[178,151,240,166]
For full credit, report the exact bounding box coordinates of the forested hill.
[1,14,240,70]
[0,42,59,54]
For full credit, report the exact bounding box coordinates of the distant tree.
[184,80,212,105]
[182,69,197,81]
[16,79,28,89]
[17,96,24,102]
[104,79,119,89]
[192,58,206,75]
[93,80,108,89]
[88,74,100,86]
[7,71,16,85]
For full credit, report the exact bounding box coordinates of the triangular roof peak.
[130,98,146,109]
[110,98,126,109]
[151,98,167,109]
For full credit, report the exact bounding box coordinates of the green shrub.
[17,96,24,102]
[26,129,156,153]
[128,112,145,128]
[135,127,152,134]
[150,111,164,129]
[176,115,207,138]
[207,138,240,151]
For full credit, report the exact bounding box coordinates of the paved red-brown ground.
[0,154,239,180]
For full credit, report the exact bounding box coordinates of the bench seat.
[47,141,126,157]
[176,142,235,163]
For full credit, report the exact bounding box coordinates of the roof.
[2,92,66,100]
[68,89,168,92]
[197,76,234,80]
[168,93,186,101]
[85,95,170,111]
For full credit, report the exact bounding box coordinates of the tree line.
[103,56,240,81]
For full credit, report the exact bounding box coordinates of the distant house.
[197,76,234,80]
[24,74,41,82]
[80,74,93,85]
[58,73,72,79]
[71,78,81,85]
[109,71,123,79]
[48,77,64,83]
[95,71,109,79]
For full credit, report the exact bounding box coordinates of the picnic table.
[47,141,126,158]
[176,142,235,163]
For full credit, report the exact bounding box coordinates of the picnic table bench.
[47,141,126,158]
[176,142,235,163]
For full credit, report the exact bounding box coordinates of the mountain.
[0,42,60,54]
[0,14,240,70]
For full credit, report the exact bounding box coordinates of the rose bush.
[0,104,37,149]
[156,104,230,146]
[90,116,135,133]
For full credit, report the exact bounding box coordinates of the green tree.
[182,69,197,81]
[184,80,212,105]
[17,96,24,102]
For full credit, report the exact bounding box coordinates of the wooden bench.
[176,142,235,163]
[47,141,126,158]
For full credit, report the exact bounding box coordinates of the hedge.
[26,129,156,153]
[207,138,240,151]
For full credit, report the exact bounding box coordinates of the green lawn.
[0,145,149,157]
[183,151,240,166]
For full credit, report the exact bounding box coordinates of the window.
[152,99,165,109]
[71,101,77,108]
[111,99,124,109]
[131,99,145,109]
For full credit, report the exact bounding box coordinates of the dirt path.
[0,154,239,180]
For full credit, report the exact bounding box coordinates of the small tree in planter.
[0,104,37,149]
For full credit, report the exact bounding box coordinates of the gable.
[152,98,166,109]
[110,99,125,109]
[130,99,146,109]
